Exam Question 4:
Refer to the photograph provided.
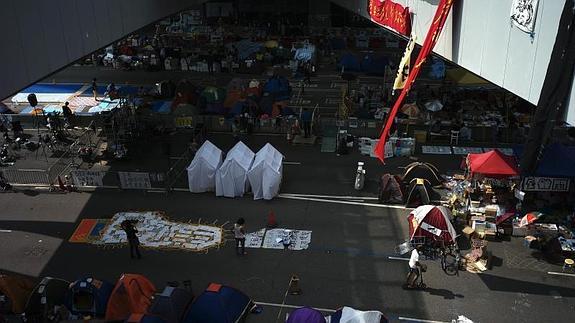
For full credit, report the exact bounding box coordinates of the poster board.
[521,177,570,192]
[118,172,152,189]
[71,170,106,187]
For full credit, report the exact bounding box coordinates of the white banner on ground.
[245,228,312,251]
[71,170,106,187]
[118,172,151,189]
[521,177,570,192]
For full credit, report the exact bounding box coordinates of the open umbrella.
[400,103,419,118]
[519,212,543,227]
[425,99,443,112]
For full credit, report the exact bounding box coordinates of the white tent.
[187,140,223,193]
[248,143,284,200]
[216,141,255,197]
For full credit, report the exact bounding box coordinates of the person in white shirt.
[234,218,247,255]
[407,245,423,288]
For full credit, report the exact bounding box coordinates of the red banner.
[374,0,455,163]
[369,0,411,36]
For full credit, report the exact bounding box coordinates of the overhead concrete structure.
[0,0,203,100]
[333,0,575,124]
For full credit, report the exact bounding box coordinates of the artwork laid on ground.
[71,211,224,252]
[245,228,312,251]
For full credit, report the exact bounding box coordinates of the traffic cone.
[266,210,277,228]
[288,275,302,295]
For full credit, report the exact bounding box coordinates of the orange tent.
[105,274,156,321]
[0,275,36,314]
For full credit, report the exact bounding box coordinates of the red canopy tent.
[467,150,519,178]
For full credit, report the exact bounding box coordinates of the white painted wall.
[333,0,575,124]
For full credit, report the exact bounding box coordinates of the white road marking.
[278,194,410,209]
[254,301,336,313]
[398,317,449,323]
[0,230,13,233]
[282,161,302,165]
[388,256,409,261]
[281,193,380,200]
[548,271,575,277]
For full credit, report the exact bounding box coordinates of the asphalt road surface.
[1,136,575,323]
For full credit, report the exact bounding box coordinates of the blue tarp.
[227,40,263,60]
[429,58,446,80]
[22,84,83,94]
[514,143,575,178]
[64,277,114,317]
[182,284,251,323]
[88,99,121,114]
[151,101,173,114]
[338,53,361,72]
[230,101,246,116]
[360,54,388,75]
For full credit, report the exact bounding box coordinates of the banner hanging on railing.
[368,0,412,36]
[374,0,455,163]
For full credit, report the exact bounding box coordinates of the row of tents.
[1,274,388,323]
[187,141,283,200]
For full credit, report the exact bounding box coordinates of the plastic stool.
[563,258,574,271]
[450,130,460,145]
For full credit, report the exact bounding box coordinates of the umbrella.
[519,212,543,227]
[425,99,443,112]
[400,103,419,118]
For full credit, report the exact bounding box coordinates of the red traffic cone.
[267,210,277,228]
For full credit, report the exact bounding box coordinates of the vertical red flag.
[374,0,455,163]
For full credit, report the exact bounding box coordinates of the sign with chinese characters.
[71,170,106,187]
[118,172,152,190]
[368,0,412,36]
[521,177,570,192]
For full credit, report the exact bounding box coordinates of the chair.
[563,258,574,272]
[450,130,460,145]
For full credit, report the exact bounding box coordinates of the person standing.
[62,101,73,127]
[121,220,141,259]
[234,218,247,255]
[92,78,99,101]
[407,245,422,288]
[301,108,312,138]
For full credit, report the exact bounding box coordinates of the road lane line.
[388,256,409,261]
[398,317,449,323]
[278,194,410,209]
[548,271,575,277]
[254,301,336,313]
[281,193,380,200]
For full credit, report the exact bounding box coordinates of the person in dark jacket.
[121,220,141,259]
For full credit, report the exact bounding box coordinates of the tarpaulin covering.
[0,275,35,314]
[187,141,223,193]
[287,307,326,323]
[368,0,412,36]
[329,306,388,323]
[408,205,457,244]
[360,53,388,75]
[293,44,316,62]
[374,0,455,163]
[216,141,255,198]
[467,150,519,178]
[515,144,575,178]
[248,143,283,200]
[148,286,193,323]
[338,53,361,72]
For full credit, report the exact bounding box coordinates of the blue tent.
[151,101,173,114]
[514,144,575,178]
[287,307,326,323]
[64,277,114,318]
[182,283,251,323]
[360,54,388,75]
[230,101,246,116]
[338,53,361,72]
[148,286,193,323]
[263,76,291,102]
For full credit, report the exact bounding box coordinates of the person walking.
[234,218,247,255]
[406,244,423,288]
[91,78,99,101]
[121,220,141,259]
[301,108,312,138]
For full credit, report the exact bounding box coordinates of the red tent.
[467,150,519,178]
[408,205,457,245]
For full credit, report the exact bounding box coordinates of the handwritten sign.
[71,170,105,187]
[118,172,151,190]
[521,177,570,192]
[175,117,194,128]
